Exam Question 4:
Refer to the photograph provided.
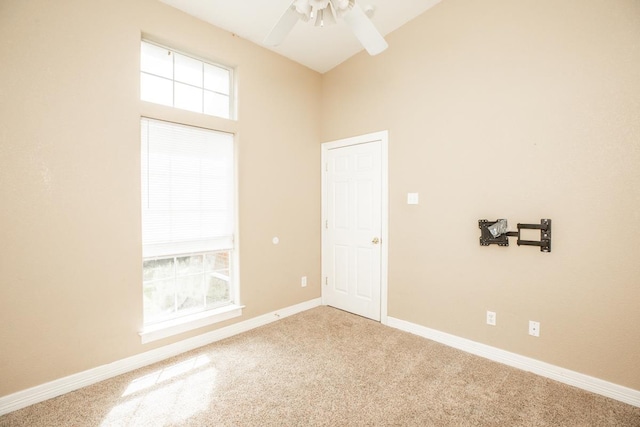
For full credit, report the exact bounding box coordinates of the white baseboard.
[0,298,322,416]
[387,316,640,408]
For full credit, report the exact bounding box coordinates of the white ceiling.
[158,0,442,74]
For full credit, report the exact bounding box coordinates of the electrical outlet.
[486,311,496,326]
[301,276,307,287]
[529,320,540,337]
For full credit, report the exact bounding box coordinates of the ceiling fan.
[264,0,388,56]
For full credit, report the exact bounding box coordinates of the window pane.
[144,279,176,322]
[205,251,229,271]
[141,42,173,79]
[174,53,203,87]
[141,73,173,107]
[176,255,204,275]
[204,64,230,94]
[176,274,204,311]
[143,257,175,281]
[205,250,231,307]
[204,91,230,119]
[206,274,230,307]
[175,82,203,113]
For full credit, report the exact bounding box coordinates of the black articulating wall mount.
[479,219,552,252]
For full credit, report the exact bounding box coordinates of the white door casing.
[321,131,388,323]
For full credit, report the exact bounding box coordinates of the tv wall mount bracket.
[479,219,552,253]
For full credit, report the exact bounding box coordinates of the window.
[141,118,237,336]
[140,40,233,119]
[142,252,232,325]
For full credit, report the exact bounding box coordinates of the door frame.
[321,130,389,325]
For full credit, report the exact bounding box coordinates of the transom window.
[141,118,235,326]
[140,40,233,119]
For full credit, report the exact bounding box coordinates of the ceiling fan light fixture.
[337,0,352,11]
[295,0,311,17]
[265,0,387,56]
[309,0,331,9]
[295,0,352,22]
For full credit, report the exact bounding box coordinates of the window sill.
[139,304,244,344]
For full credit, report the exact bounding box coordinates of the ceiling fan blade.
[264,2,300,46]
[343,3,388,56]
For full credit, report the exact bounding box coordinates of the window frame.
[138,38,241,342]
[138,117,242,343]
[140,39,236,120]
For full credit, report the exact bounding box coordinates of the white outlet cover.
[529,321,540,337]
[407,193,419,205]
[486,311,496,326]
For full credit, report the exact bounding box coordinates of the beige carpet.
[1,306,639,426]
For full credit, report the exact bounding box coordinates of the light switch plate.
[407,193,419,205]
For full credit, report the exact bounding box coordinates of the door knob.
[372,237,380,244]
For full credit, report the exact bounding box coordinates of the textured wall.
[321,0,640,390]
[0,0,321,396]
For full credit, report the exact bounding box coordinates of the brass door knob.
[372,237,380,244]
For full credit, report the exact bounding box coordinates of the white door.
[322,133,387,321]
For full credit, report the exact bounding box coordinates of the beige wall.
[0,0,321,396]
[322,0,640,389]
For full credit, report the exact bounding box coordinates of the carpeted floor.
[1,306,639,426]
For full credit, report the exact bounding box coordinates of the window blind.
[141,118,234,258]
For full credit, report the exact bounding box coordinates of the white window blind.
[141,118,234,258]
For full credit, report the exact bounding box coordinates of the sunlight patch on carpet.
[100,355,216,426]
[122,355,211,397]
